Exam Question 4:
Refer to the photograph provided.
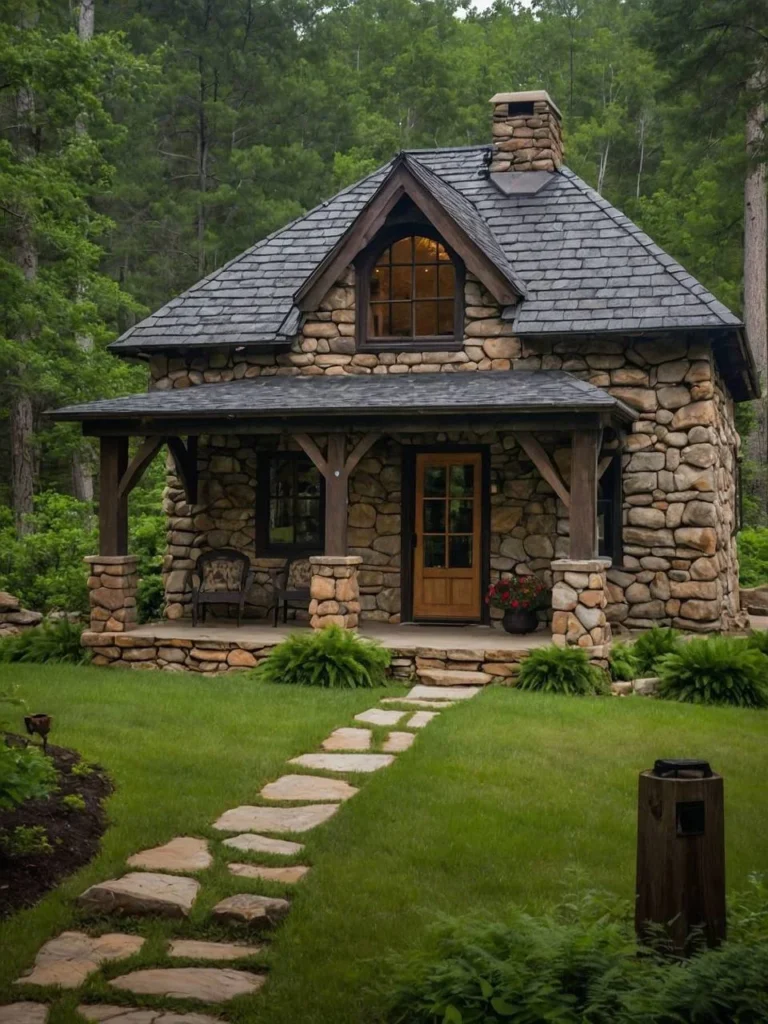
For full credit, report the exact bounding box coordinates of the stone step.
[354,708,406,726]
[260,774,357,802]
[127,836,211,873]
[289,753,394,774]
[213,803,340,834]
[222,833,304,856]
[212,893,290,930]
[382,731,415,752]
[110,966,265,1002]
[168,939,263,961]
[408,684,481,701]
[80,1007,221,1023]
[15,931,144,989]
[0,1004,48,1024]
[229,863,310,884]
[321,727,372,751]
[407,711,439,729]
[381,697,457,709]
[417,668,492,687]
[78,872,199,918]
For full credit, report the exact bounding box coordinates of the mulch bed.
[0,734,112,918]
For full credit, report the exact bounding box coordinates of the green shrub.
[70,760,95,778]
[0,743,57,810]
[516,645,606,696]
[608,641,638,681]
[137,573,165,623]
[657,636,768,708]
[631,626,682,677]
[0,619,90,665]
[253,625,391,688]
[0,824,53,858]
[385,883,768,1024]
[746,629,768,656]
[739,527,768,588]
[62,793,86,813]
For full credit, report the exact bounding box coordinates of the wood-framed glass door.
[412,451,482,621]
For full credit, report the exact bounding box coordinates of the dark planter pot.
[501,608,539,635]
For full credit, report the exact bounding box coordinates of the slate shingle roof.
[50,370,636,424]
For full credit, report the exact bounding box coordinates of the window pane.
[392,264,411,300]
[437,299,454,335]
[414,236,438,263]
[391,301,411,337]
[267,456,322,549]
[449,499,473,533]
[295,499,321,543]
[449,535,473,568]
[391,236,412,263]
[416,264,437,298]
[424,535,446,568]
[423,499,445,533]
[369,303,389,336]
[415,301,437,336]
[449,464,474,496]
[270,498,295,545]
[271,459,294,498]
[376,246,391,266]
[370,266,389,300]
[438,264,454,297]
[437,243,451,261]
[296,465,321,497]
[424,466,446,497]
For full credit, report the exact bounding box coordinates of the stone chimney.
[489,90,563,173]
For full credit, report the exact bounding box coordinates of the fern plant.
[0,619,90,665]
[253,625,391,688]
[609,641,638,681]
[656,636,768,708]
[746,629,768,656]
[631,626,682,677]
[517,645,606,696]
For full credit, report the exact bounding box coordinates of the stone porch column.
[550,558,611,665]
[85,554,139,633]
[309,555,362,630]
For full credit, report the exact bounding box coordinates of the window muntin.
[368,235,455,341]
[259,453,324,554]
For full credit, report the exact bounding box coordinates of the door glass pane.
[392,264,411,300]
[415,301,437,336]
[449,464,474,496]
[424,535,446,568]
[391,237,412,263]
[437,299,454,335]
[423,499,445,533]
[449,535,473,568]
[415,265,437,298]
[449,499,473,533]
[391,302,410,337]
[424,466,446,497]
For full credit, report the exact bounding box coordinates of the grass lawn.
[1,665,767,1023]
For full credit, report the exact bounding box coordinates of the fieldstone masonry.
[308,555,361,629]
[85,555,138,634]
[551,559,611,666]
[489,91,564,173]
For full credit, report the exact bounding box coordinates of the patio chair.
[268,557,312,626]
[188,549,254,627]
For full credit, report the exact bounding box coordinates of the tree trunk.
[78,0,94,40]
[745,71,768,521]
[197,55,208,277]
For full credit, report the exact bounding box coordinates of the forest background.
[2,0,768,618]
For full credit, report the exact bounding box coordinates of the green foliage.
[739,528,768,588]
[517,645,606,696]
[657,636,768,709]
[631,626,682,677]
[608,641,638,682]
[137,574,165,624]
[61,793,86,813]
[0,824,53,858]
[746,630,768,656]
[70,759,95,778]
[0,682,25,731]
[0,743,57,810]
[0,619,90,665]
[386,882,768,1024]
[253,625,391,689]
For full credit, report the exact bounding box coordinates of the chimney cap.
[490,90,562,120]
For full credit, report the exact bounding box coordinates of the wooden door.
[413,452,482,620]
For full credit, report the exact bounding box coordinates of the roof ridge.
[559,168,738,327]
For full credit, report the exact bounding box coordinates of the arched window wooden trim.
[355,224,465,351]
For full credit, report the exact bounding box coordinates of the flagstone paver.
[79,1007,220,1023]
[408,685,481,701]
[289,753,394,773]
[16,932,144,989]
[110,967,265,1003]
[169,939,263,962]
[0,1004,48,1024]
[260,774,357,802]
[321,727,372,751]
[78,873,199,918]
[354,708,405,726]
[127,837,211,873]
[407,711,439,729]
[213,804,339,834]
[380,698,457,709]
[222,833,304,856]
[212,893,290,929]
[229,863,310,884]
[382,731,416,752]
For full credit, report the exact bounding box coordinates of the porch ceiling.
[49,370,636,433]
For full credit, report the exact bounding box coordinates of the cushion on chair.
[287,559,311,590]
[201,558,246,592]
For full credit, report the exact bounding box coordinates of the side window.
[256,453,324,555]
[598,454,623,562]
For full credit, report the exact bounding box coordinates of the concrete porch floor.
[131,619,554,653]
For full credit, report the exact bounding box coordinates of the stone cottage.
[52,90,757,666]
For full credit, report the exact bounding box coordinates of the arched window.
[359,232,462,348]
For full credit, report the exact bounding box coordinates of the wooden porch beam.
[99,436,129,556]
[294,433,328,476]
[117,436,165,501]
[598,455,613,480]
[570,429,600,560]
[517,432,570,508]
[167,436,199,505]
[341,432,380,479]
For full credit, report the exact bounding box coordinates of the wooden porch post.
[99,436,129,556]
[324,434,348,556]
[569,429,599,560]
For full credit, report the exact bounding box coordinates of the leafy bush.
[253,625,391,688]
[739,527,768,588]
[608,641,638,681]
[746,629,768,656]
[137,572,165,623]
[657,636,768,708]
[386,883,768,1024]
[62,793,86,813]
[631,626,682,677]
[0,743,57,810]
[0,619,90,665]
[516,645,606,696]
[0,824,53,858]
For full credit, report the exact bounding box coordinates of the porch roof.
[49,370,637,429]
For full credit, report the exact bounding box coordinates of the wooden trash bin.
[635,758,725,953]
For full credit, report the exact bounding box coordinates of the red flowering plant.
[485,574,549,611]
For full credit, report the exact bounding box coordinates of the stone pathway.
[3,671,484,1022]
